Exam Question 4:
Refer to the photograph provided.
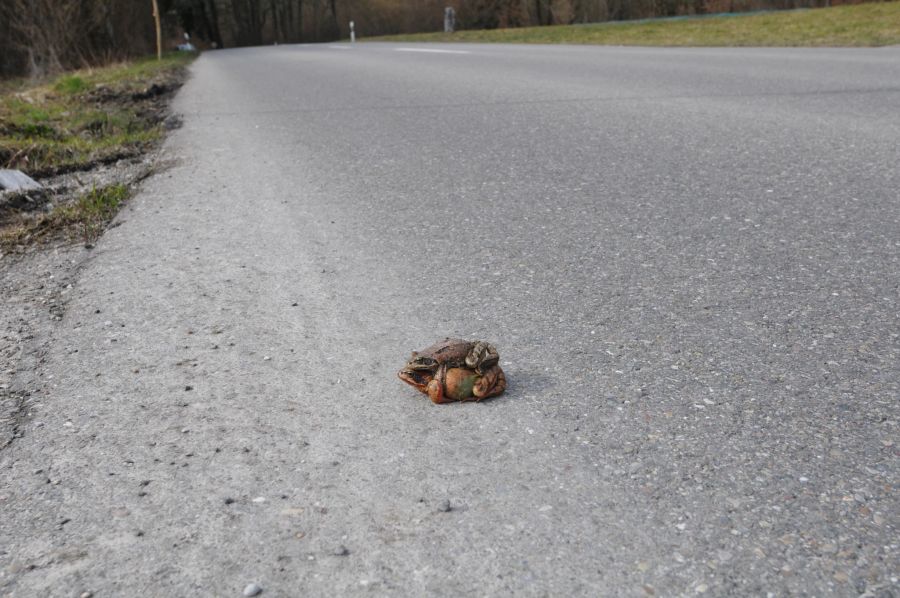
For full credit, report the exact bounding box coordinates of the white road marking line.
[394,48,471,55]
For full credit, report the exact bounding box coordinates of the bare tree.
[3,0,157,78]
[8,0,81,76]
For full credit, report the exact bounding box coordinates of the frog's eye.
[411,356,437,369]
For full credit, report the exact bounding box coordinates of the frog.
[398,338,507,404]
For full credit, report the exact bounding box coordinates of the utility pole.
[151,0,162,60]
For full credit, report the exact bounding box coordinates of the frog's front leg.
[426,365,452,404]
[473,365,506,399]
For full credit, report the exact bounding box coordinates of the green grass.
[89,53,194,86]
[60,184,131,244]
[0,52,194,176]
[54,75,88,94]
[367,1,900,47]
[0,184,131,249]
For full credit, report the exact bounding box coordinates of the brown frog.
[398,338,507,404]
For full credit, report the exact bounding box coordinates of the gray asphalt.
[2,43,899,597]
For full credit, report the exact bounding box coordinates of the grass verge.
[367,2,900,47]
[0,184,130,250]
[1,52,194,176]
[1,53,193,253]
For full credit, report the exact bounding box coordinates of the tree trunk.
[205,0,224,47]
[295,0,304,42]
[329,0,339,39]
[151,0,162,59]
[270,0,281,42]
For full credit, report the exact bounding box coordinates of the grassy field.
[367,1,900,47]
[0,53,194,177]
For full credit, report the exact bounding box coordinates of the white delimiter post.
[350,21,356,43]
[444,7,456,33]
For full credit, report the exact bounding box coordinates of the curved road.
[2,43,899,596]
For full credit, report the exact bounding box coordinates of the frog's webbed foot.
[465,341,499,374]
[473,365,506,400]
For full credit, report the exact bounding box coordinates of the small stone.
[224,497,236,505]
[333,544,349,556]
[243,583,263,596]
[0,169,42,191]
[80,592,93,598]
[437,499,451,512]
[163,114,183,130]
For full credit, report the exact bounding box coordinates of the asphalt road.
[2,43,899,597]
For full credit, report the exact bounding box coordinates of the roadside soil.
[0,65,188,450]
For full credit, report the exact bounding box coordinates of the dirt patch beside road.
[0,242,85,449]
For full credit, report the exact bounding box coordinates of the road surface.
[2,43,899,596]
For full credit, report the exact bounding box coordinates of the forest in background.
[0,0,881,77]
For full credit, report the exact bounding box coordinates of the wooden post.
[151,0,162,60]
